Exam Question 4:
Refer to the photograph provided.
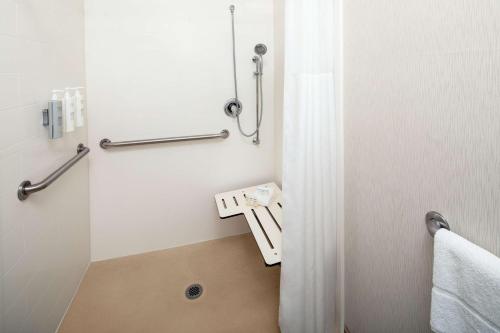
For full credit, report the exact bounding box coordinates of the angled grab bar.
[18,144,90,201]
[99,129,230,149]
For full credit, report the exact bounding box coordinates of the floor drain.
[185,284,203,300]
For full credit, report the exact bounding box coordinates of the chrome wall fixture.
[426,211,450,237]
[100,130,229,149]
[18,144,90,201]
[225,5,267,145]
[42,101,63,139]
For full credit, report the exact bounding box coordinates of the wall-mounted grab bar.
[99,130,230,150]
[18,144,90,201]
[426,211,450,237]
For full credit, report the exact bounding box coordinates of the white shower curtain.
[279,0,337,331]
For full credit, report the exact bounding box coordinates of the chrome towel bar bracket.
[426,211,450,237]
[100,130,229,149]
[18,144,90,201]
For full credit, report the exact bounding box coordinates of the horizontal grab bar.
[99,129,230,149]
[18,144,90,201]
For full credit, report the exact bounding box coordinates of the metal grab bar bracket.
[100,130,229,150]
[76,143,87,154]
[426,211,450,237]
[17,181,33,201]
[18,143,90,201]
[99,138,111,149]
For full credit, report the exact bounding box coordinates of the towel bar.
[426,211,450,237]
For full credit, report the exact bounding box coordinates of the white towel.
[431,229,500,333]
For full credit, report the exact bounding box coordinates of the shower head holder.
[254,43,267,55]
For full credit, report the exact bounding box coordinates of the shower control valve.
[224,98,243,118]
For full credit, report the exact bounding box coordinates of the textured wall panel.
[344,1,500,332]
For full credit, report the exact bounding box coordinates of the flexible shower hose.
[230,6,264,138]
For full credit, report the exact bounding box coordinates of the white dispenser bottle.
[51,90,64,101]
[64,88,75,132]
[74,87,85,127]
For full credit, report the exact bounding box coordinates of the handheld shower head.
[254,44,267,56]
[229,5,235,13]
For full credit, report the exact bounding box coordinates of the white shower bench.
[215,182,282,266]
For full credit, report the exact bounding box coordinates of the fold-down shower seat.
[215,183,282,266]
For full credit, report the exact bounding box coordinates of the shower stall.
[5,0,498,332]
[0,0,282,331]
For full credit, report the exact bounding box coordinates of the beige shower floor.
[58,233,281,333]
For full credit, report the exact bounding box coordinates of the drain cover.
[185,284,203,300]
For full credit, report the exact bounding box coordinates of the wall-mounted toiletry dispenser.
[74,87,85,128]
[42,100,63,139]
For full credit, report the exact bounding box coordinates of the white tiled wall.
[86,0,276,260]
[0,0,88,332]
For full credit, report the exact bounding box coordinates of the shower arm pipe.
[18,144,90,201]
[99,130,230,149]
